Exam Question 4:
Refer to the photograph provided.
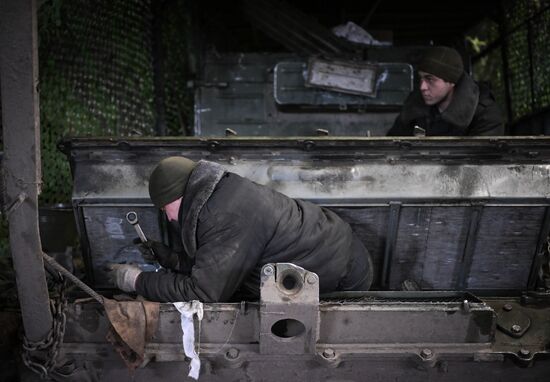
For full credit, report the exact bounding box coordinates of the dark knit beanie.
[148,156,197,208]
[417,47,464,83]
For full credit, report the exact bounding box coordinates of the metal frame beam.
[0,0,52,341]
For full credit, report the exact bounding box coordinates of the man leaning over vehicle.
[110,156,373,302]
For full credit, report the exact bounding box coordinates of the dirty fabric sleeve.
[135,211,264,302]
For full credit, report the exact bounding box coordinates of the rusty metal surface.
[63,297,495,350]
[58,290,550,381]
[63,292,496,347]
[489,298,550,365]
[259,264,319,354]
[104,299,160,370]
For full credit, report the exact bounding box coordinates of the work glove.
[107,263,142,293]
[134,239,179,269]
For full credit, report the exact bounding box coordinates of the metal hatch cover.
[61,137,550,291]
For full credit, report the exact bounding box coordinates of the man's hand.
[134,239,179,269]
[107,263,142,292]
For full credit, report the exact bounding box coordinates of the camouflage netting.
[156,0,194,136]
[505,0,550,120]
[36,0,192,205]
[531,7,550,111]
[506,26,532,121]
[471,0,550,123]
[38,0,156,204]
[469,19,508,119]
[0,0,192,266]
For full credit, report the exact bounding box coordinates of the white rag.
[173,301,204,380]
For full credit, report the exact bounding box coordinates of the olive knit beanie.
[148,156,197,208]
[417,46,464,84]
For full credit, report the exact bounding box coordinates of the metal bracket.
[496,304,531,338]
[259,263,319,355]
[521,289,550,305]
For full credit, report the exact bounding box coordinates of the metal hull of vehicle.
[59,293,550,381]
[60,137,550,292]
[56,137,550,381]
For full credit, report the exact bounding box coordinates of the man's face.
[418,71,455,106]
[162,197,182,222]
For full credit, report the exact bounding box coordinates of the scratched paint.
[104,217,125,240]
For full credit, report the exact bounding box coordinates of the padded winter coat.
[136,160,373,302]
[387,73,504,136]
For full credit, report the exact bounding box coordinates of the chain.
[21,277,68,379]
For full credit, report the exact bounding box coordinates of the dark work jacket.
[136,160,372,302]
[387,73,504,136]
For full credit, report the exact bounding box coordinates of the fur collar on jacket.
[179,160,225,257]
[400,73,480,129]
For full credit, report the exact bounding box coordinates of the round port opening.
[278,270,303,295]
[271,319,306,338]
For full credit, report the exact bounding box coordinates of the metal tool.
[126,211,147,243]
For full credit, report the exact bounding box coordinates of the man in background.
[387,46,504,136]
